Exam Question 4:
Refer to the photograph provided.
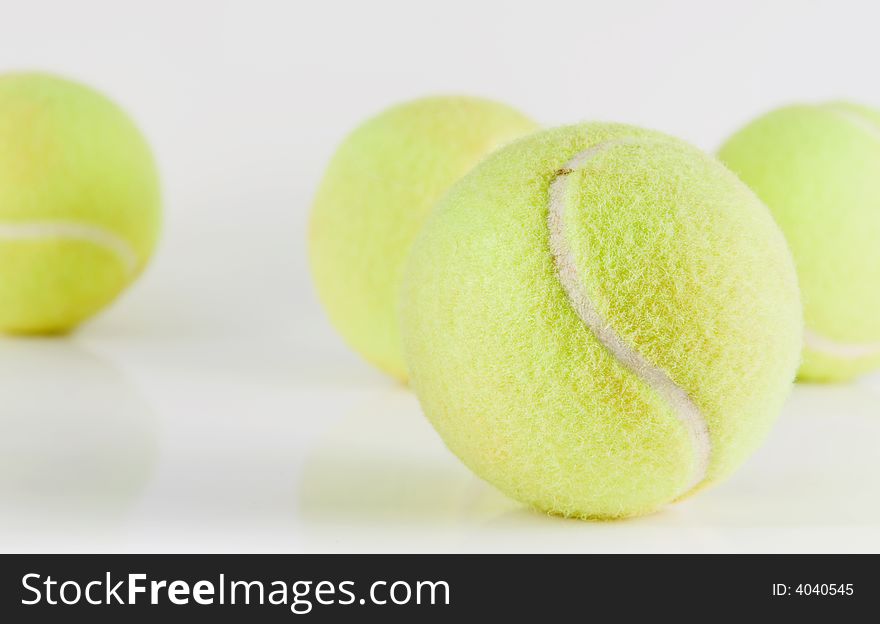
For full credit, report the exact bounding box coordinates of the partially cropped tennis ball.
[719,103,880,382]
[401,124,802,519]
[0,72,161,333]
[309,96,537,381]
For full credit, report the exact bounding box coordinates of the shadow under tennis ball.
[299,379,880,534]
[678,381,880,527]
[297,387,517,527]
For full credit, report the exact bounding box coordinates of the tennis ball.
[0,72,161,333]
[400,123,802,519]
[719,103,880,382]
[309,96,537,381]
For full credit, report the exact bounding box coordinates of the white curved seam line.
[822,104,880,141]
[548,141,711,495]
[804,328,880,359]
[0,222,138,275]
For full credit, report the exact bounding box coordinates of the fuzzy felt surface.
[400,123,802,519]
[308,96,536,380]
[719,103,880,382]
[0,72,161,332]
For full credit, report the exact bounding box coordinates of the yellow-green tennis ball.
[719,103,880,382]
[0,72,160,333]
[309,96,537,381]
[400,124,802,519]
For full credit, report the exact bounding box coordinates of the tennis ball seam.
[0,220,139,275]
[804,329,880,360]
[547,139,711,495]
[821,103,880,140]
[803,103,880,362]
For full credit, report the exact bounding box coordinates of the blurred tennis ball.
[719,103,880,381]
[0,72,161,333]
[309,96,537,380]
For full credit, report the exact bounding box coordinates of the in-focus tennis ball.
[400,123,802,519]
[0,72,161,333]
[309,96,537,381]
[719,103,880,382]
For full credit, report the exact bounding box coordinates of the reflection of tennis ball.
[719,103,880,382]
[0,339,156,524]
[401,124,802,519]
[309,96,537,381]
[0,72,161,333]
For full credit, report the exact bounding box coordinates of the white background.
[0,0,878,553]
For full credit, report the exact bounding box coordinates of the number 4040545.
[773,584,854,597]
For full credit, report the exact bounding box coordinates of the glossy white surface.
[1,332,879,553]
[0,0,879,553]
